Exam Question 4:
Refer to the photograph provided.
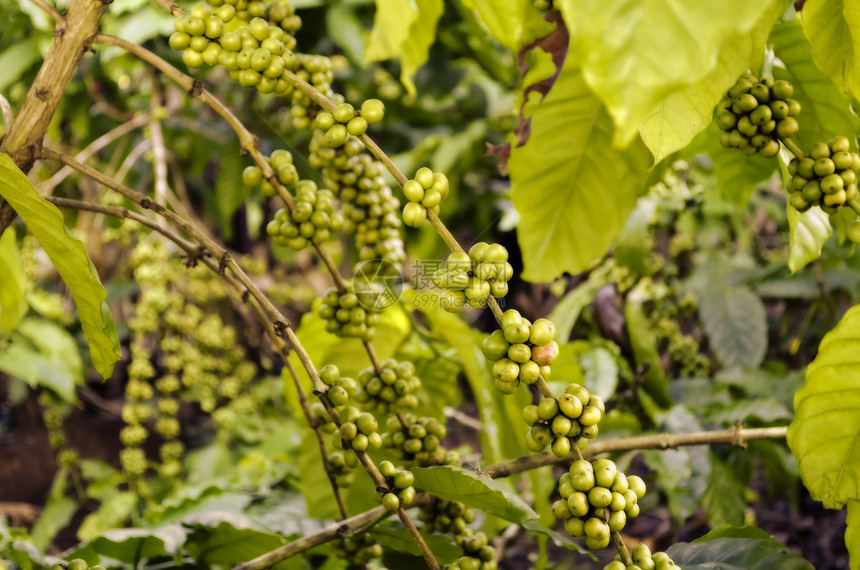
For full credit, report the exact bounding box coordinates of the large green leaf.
[0,154,120,379]
[0,332,81,402]
[787,304,860,509]
[460,0,554,51]
[547,275,603,342]
[70,526,186,566]
[183,521,289,568]
[557,0,778,148]
[666,526,814,569]
[786,203,831,273]
[708,124,778,207]
[771,20,859,150]
[371,527,460,564]
[702,453,747,528]
[639,0,784,163]
[77,491,138,541]
[800,0,860,99]
[0,227,27,335]
[411,465,538,523]
[424,309,530,464]
[509,57,652,282]
[364,0,444,95]
[625,281,671,407]
[848,499,860,570]
[699,283,767,369]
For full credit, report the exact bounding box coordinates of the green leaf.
[365,0,444,95]
[0,154,120,379]
[214,142,248,240]
[521,519,593,556]
[371,527,460,564]
[0,227,28,335]
[0,37,42,93]
[509,57,652,282]
[787,304,860,509]
[614,197,656,276]
[423,308,530,464]
[183,521,288,567]
[411,465,538,523]
[547,275,603,342]
[702,453,747,528]
[460,0,554,51]
[771,20,859,150]
[71,526,186,565]
[326,3,365,63]
[625,281,671,407]
[17,318,84,387]
[30,492,77,550]
[786,203,831,273]
[577,345,618,402]
[77,491,138,541]
[848,499,860,570]
[708,124,778,207]
[666,528,814,569]
[800,0,860,99]
[639,0,784,163]
[557,0,779,148]
[0,338,79,402]
[699,283,767,369]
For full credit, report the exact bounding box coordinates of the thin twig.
[39,112,151,192]
[28,0,65,27]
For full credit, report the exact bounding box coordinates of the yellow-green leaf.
[639,0,783,163]
[558,0,778,148]
[0,154,120,379]
[800,0,860,99]
[364,0,444,95]
[787,304,860,509]
[787,203,831,273]
[0,227,27,335]
[508,57,651,282]
[461,0,554,51]
[848,500,860,570]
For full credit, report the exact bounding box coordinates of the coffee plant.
[2,1,860,569]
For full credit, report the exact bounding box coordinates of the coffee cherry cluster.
[356,360,421,415]
[333,533,383,566]
[310,401,336,433]
[242,149,296,197]
[333,406,383,453]
[287,54,335,129]
[266,181,344,249]
[419,498,477,536]
[382,414,448,466]
[786,136,860,213]
[204,0,301,36]
[605,545,682,570]
[401,167,449,227]
[524,383,603,455]
[328,451,358,488]
[309,135,406,267]
[378,460,416,511]
[446,531,497,570]
[553,459,646,549]
[482,310,558,394]
[319,364,358,408]
[318,284,381,340]
[434,244,513,313]
[717,75,800,157]
[171,6,296,95]
[315,99,385,147]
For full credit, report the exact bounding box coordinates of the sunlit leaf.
[411,465,538,523]
[365,0,444,95]
[639,0,784,163]
[787,304,860,509]
[461,0,554,51]
[799,0,860,99]
[786,203,831,273]
[0,154,120,379]
[771,20,859,150]
[557,0,779,148]
[0,227,27,335]
[509,57,651,282]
